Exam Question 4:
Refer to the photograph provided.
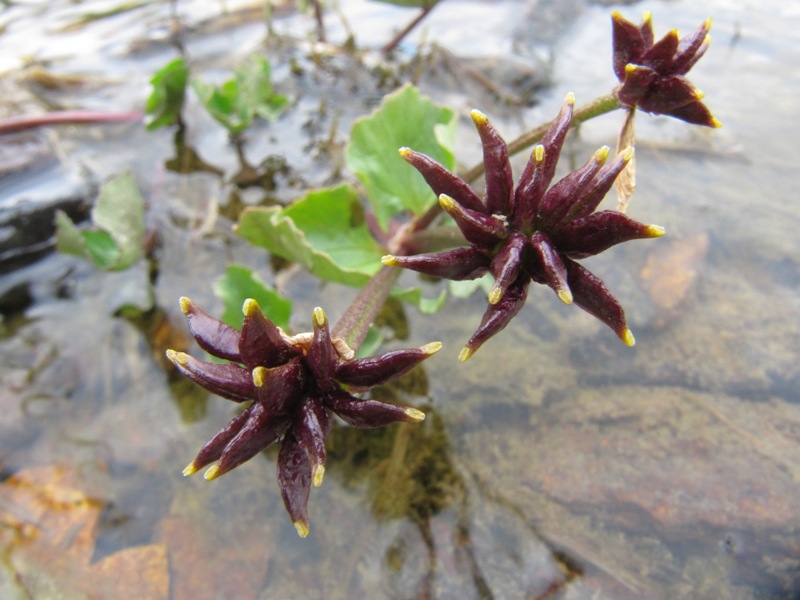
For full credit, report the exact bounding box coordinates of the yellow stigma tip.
[404,407,426,422]
[294,521,310,538]
[564,92,575,105]
[204,465,221,480]
[398,147,412,158]
[381,255,399,266]
[182,463,198,477]
[252,366,268,387]
[243,298,260,317]
[166,349,188,366]
[438,193,456,211]
[533,144,545,162]
[710,116,723,128]
[179,296,192,314]
[647,225,665,237]
[642,10,652,24]
[313,306,327,328]
[557,289,574,305]
[458,346,474,362]
[621,146,635,161]
[470,109,489,126]
[594,146,610,163]
[621,328,636,347]
[704,18,713,30]
[312,465,325,488]
[420,341,443,355]
[488,287,503,305]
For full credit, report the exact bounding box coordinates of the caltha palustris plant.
[167,298,440,537]
[166,10,719,537]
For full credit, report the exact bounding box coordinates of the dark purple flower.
[612,11,721,127]
[383,94,664,360]
[167,297,440,537]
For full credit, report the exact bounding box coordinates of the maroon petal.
[183,406,253,475]
[179,297,241,362]
[438,193,508,247]
[488,233,526,305]
[307,307,336,390]
[512,144,546,230]
[617,65,659,107]
[471,110,514,216]
[335,342,442,390]
[399,147,485,213]
[565,259,634,346]
[209,402,290,478]
[166,350,256,402]
[293,398,332,487]
[611,11,647,80]
[253,356,307,415]
[277,433,313,538]
[553,210,664,259]
[555,147,634,224]
[529,232,572,304]
[639,11,654,48]
[460,276,530,361]
[536,146,608,228]
[539,94,575,190]
[326,389,425,428]
[666,99,721,128]
[642,29,680,72]
[639,75,703,114]
[240,299,296,369]
[673,19,712,75]
[611,11,647,81]
[382,247,491,281]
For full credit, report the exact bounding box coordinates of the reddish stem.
[0,110,142,135]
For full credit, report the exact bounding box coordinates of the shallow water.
[1,0,799,598]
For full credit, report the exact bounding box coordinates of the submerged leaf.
[145,58,189,130]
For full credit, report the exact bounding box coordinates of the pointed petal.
[553,210,664,258]
[184,406,253,474]
[166,350,256,402]
[642,29,680,72]
[439,194,507,247]
[212,403,290,477]
[399,147,485,213]
[326,389,425,428]
[307,307,336,390]
[639,11,654,48]
[529,233,572,304]
[382,247,491,281]
[512,144,546,230]
[277,433,312,537]
[471,110,514,216]
[556,147,635,224]
[488,233,526,305]
[253,356,307,415]
[611,11,646,80]
[639,75,703,113]
[240,299,295,369]
[540,93,575,190]
[335,342,442,389]
[293,398,332,487]
[566,260,633,346]
[460,276,530,361]
[537,146,608,228]
[673,19,712,75]
[666,99,721,128]
[179,297,241,362]
[617,64,659,107]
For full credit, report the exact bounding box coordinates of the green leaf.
[236,183,385,287]
[390,286,446,314]
[54,172,145,271]
[448,274,494,299]
[191,55,288,134]
[144,58,189,130]
[214,265,292,330]
[346,83,457,230]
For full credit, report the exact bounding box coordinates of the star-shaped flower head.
[167,297,440,537]
[612,11,720,127]
[383,94,664,360]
